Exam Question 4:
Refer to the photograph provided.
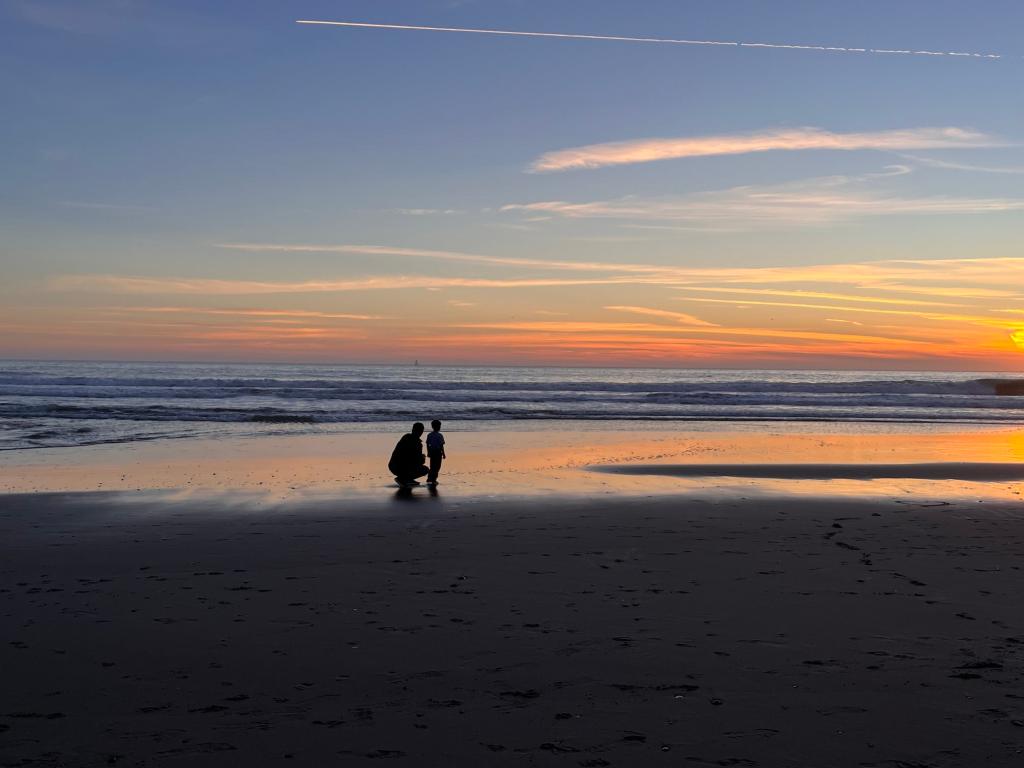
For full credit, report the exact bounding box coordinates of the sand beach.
[3,427,1024,766]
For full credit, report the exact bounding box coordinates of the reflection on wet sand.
[3,423,1024,502]
[392,484,441,503]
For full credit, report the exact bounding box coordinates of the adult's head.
[411,422,425,437]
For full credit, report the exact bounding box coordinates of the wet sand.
[3,487,1024,767]
[5,424,1024,501]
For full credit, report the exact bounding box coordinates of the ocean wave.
[2,399,1024,425]
[1,376,1022,400]
[3,362,1023,450]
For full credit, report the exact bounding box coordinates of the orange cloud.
[530,127,999,172]
[457,319,936,347]
[52,274,649,294]
[109,306,386,320]
[602,306,717,326]
[681,287,964,307]
[674,296,1024,328]
[504,179,1024,227]
[30,249,1024,368]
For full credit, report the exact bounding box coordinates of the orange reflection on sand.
[4,426,1024,502]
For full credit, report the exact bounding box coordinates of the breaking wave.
[2,361,1022,450]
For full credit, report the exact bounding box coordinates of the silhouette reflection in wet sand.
[393,485,440,502]
[388,422,430,488]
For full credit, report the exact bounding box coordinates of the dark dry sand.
[2,489,1024,767]
[593,462,1024,481]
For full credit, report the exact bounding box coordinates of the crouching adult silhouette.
[388,422,430,488]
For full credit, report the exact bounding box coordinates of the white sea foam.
[1,362,1022,450]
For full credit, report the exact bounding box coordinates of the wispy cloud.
[530,127,1000,172]
[107,307,387,321]
[47,247,1024,368]
[393,208,464,215]
[35,237,1024,365]
[681,287,964,308]
[866,283,1022,300]
[603,306,717,326]
[55,255,1024,298]
[216,242,681,276]
[504,170,1024,228]
[457,320,933,347]
[52,274,652,295]
[673,296,1024,329]
[897,154,1024,175]
[298,20,1008,61]
[671,257,1024,289]
[400,331,944,364]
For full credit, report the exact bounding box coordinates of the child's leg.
[428,454,442,483]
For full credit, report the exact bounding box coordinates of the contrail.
[295,20,1007,61]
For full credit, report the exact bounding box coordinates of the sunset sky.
[3,0,1024,369]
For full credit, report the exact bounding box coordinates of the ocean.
[1,360,1023,451]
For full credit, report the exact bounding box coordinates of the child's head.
[431,420,442,431]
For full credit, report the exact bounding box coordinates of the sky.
[2,0,1024,370]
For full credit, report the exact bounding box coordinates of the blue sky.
[2,1,1024,367]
